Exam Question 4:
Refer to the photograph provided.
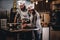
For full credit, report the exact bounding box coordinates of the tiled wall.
[0,0,31,11]
[0,0,13,11]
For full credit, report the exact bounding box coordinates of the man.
[27,4,42,40]
[14,1,33,40]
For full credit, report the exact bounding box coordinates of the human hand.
[21,23,27,29]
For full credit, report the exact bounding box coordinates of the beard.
[21,6,27,11]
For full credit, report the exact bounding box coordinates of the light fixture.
[46,0,48,3]
[36,1,38,5]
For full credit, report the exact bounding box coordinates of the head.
[19,1,26,11]
[27,4,35,15]
[27,7,33,13]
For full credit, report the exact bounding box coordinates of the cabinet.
[50,1,60,30]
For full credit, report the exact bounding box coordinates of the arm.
[36,11,42,34]
[14,14,17,26]
[14,12,20,25]
[14,16,16,23]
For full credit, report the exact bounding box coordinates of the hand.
[21,23,27,29]
[27,24,32,27]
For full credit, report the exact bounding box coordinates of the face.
[20,4,25,9]
[28,7,33,14]
[29,10,33,14]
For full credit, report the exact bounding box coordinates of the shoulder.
[16,8,20,12]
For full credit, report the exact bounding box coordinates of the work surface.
[9,28,39,32]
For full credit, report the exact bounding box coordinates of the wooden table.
[7,23,40,40]
[9,28,39,40]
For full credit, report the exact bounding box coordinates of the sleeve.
[36,11,42,34]
[15,10,20,18]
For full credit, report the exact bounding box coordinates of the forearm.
[14,17,17,26]
[27,24,32,27]
[14,17,16,23]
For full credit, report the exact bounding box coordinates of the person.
[27,4,42,40]
[14,1,33,40]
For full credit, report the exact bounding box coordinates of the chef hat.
[27,3,34,10]
[17,1,25,5]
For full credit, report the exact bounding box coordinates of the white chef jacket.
[16,9,42,34]
[35,11,42,34]
[28,10,42,39]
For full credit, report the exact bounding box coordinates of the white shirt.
[29,13,33,22]
[16,9,29,20]
[27,11,42,34]
[35,11,42,34]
